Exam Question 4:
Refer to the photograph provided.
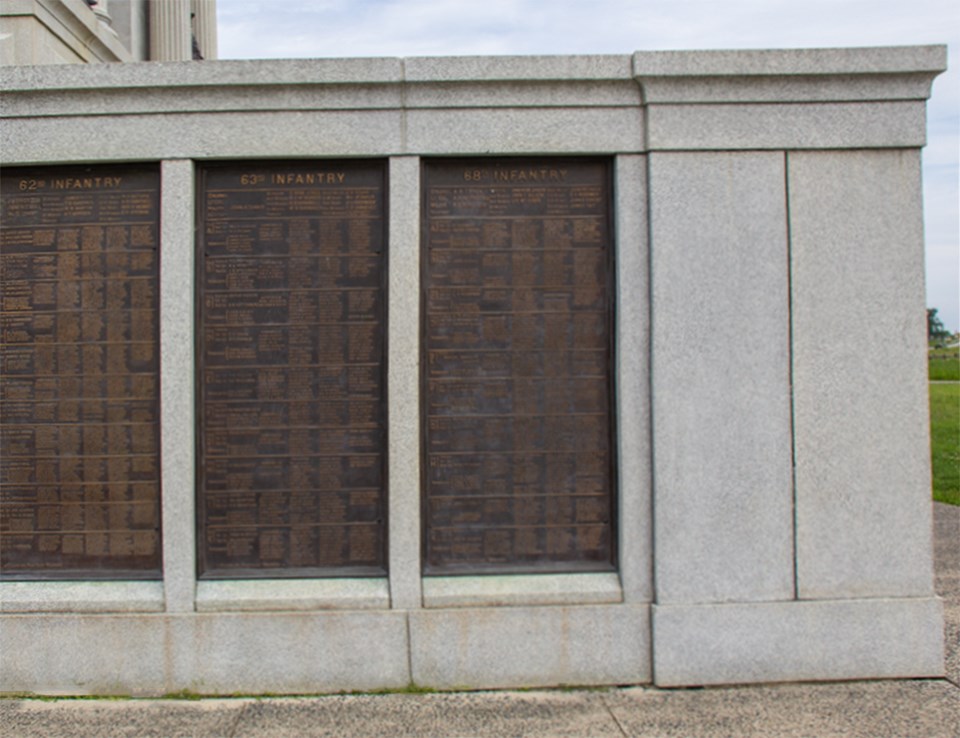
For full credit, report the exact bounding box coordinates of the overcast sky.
[217,0,960,332]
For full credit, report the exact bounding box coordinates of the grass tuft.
[930,382,959,506]
[929,344,960,381]
[162,689,204,701]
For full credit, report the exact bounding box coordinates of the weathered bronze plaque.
[422,159,616,573]
[0,165,162,578]
[197,161,387,577]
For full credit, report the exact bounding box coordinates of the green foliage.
[927,308,951,343]
[930,382,960,506]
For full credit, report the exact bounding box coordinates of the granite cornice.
[1,46,944,108]
[0,57,407,92]
[0,53,632,93]
[632,46,947,104]
[632,45,946,77]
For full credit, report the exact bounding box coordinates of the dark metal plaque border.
[195,160,389,579]
[0,163,162,581]
[420,157,618,576]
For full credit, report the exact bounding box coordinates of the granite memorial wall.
[0,46,948,694]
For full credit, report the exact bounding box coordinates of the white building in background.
[0,0,217,65]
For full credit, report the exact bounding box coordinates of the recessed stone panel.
[789,150,935,599]
[649,151,794,604]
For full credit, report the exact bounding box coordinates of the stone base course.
[653,597,945,687]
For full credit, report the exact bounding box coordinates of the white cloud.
[217,0,959,329]
[217,0,957,59]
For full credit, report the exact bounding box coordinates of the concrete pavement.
[2,502,957,737]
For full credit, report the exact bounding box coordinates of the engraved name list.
[197,161,387,576]
[0,165,162,577]
[422,159,616,573]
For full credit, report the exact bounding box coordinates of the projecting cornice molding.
[0,45,948,160]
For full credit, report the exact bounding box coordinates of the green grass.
[929,344,959,381]
[930,382,959,506]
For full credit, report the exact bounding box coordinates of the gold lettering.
[490,168,568,183]
[270,172,346,185]
[49,176,124,190]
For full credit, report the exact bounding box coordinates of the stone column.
[386,156,423,609]
[91,0,113,28]
[191,0,218,60]
[149,0,191,61]
[159,159,197,613]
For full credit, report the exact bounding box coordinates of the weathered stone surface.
[422,573,622,608]
[632,45,946,77]
[404,107,644,154]
[789,149,936,601]
[159,159,196,614]
[613,154,653,604]
[652,597,945,687]
[0,612,410,696]
[0,111,406,162]
[387,156,424,610]
[646,101,928,150]
[0,582,164,613]
[650,151,794,605]
[195,579,389,612]
[0,45,947,695]
[410,605,650,688]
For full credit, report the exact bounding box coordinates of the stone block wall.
[0,46,947,694]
